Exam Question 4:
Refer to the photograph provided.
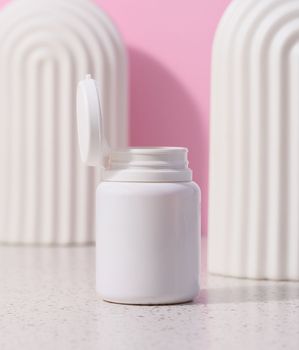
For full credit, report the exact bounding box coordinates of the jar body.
[96,181,200,305]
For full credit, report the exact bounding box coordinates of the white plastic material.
[77,76,200,304]
[0,0,128,244]
[77,75,109,167]
[104,147,193,182]
[97,180,200,305]
[209,0,299,280]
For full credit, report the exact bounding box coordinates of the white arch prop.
[209,0,299,280]
[0,0,128,244]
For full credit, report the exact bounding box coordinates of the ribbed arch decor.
[209,0,299,280]
[0,0,128,244]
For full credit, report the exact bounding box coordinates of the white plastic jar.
[77,76,200,305]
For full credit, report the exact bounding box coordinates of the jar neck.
[103,147,193,182]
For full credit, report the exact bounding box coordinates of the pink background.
[0,0,231,235]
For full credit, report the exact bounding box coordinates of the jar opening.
[103,147,192,182]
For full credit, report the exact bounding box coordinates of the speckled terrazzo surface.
[0,239,298,350]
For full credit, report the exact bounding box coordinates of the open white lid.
[77,76,193,183]
[76,75,109,167]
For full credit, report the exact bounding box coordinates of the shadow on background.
[128,47,206,212]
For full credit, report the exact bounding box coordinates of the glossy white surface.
[96,181,200,305]
[0,238,298,350]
